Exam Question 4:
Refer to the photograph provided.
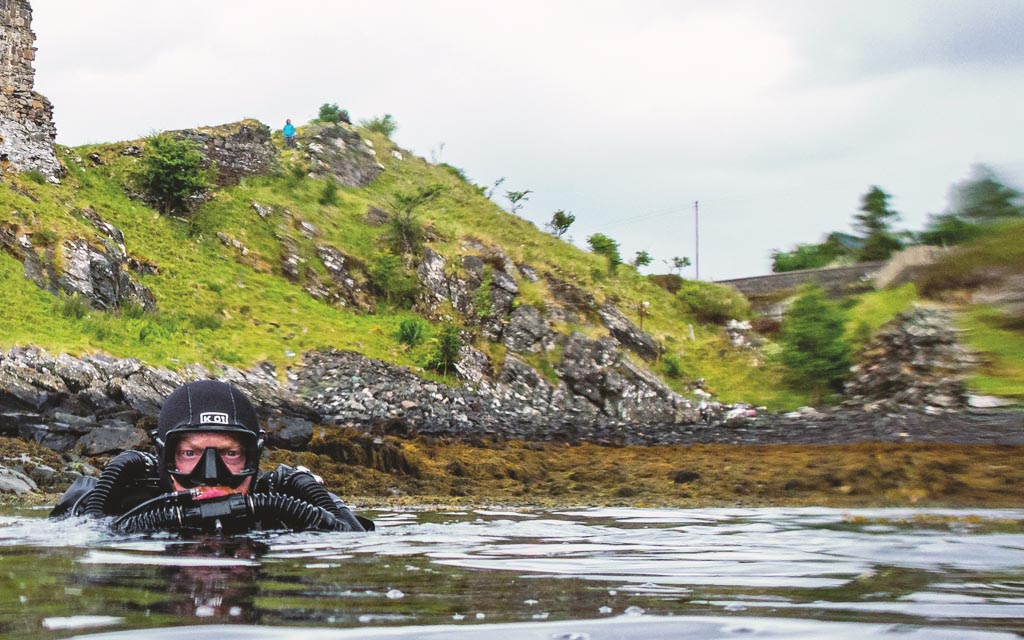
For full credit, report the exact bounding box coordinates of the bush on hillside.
[369,252,418,306]
[780,285,851,402]
[319,180,340,206]
[360,114,397,137]
[676,281,750,324]
[426,325,462,375]
[587,233,621,272]
[318,103,351,124]
[135,133,213,215]
[397,317,428,347]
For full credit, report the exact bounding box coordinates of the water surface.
[1,507,1022,639]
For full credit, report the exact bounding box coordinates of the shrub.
[32,229,58,247]
[369,252,418,305]
[663,353,683,378]
[360,114,397,137]
[57,292,89,319]
[318,103,350,124]
[676,281,750,324]
[472,268,494,317]
[22,169,46,185]
[587,233,621,271]
[191,312,223,331]
[426,325,462,375]
[397,317,428,347]
[780,285,851,402]
[319,180,340,206]
[135,133,213,215]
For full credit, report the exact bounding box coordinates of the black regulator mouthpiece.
[171,447,249,490]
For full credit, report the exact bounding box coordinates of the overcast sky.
[28,0,1024,280]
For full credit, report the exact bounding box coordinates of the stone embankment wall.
[0,0,61,177]
[717,262,885,300]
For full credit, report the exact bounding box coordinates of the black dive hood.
[153,380,265,491]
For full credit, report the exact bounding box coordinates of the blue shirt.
[283,123,296,138]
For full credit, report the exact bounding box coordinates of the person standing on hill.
[283,119,296,148]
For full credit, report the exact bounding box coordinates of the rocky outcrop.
[172,119,279,186]
[596,303,660,360]
[0,0,61,178]
[1,215,156,311]
[301,121,383,188]
[844,308,978,412]
[60,237,156,311]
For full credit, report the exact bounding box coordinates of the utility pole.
[694,200,700,281]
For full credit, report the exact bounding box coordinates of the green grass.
[958,305,1024,399]
[844,283,918,351]
[7,122,1018,410]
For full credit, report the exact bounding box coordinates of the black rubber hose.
[111,493,357,534]
[82,451,159,517]
[114,507,180,534]
[276,470,366,532]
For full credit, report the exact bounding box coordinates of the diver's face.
[171,432,252,493]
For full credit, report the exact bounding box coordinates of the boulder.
[59,237,156,311]
[301,121,384,188]
[0,466,37,495]
[596,302,660,360]
[78,425,147,456]
[265,416,313,449]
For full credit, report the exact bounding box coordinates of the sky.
[27,0,1024,280]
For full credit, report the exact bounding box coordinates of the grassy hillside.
[0,121,811,409]
[2,121,1021,411]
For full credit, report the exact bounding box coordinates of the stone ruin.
[0,0,61,178]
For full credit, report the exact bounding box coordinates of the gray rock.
[172,120,279,186]
[77,425,146,456]
[28,464,58,487]
[59,237,156,312]
[504,305,555,354]
[596,302,660,361]
[0,466,38,495]
[301,121,383,188]
[265,416,313,449]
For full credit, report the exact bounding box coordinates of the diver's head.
[154,380,264,493]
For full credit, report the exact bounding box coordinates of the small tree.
[426,325,462,375]
[664,256,691,276]
[545,209,575,238]
[632,250,653,268]
[369,252,417,305]
[360,114,397,137]
[135,134,212,215]
[318,103,349,124]
[587,233,622,270]
[505,189,532,215]
[485,176,506,200]
[780,285,851,403]
[854,186,902,261]
[384,184,442,255]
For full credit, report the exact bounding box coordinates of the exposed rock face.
[301,121,383,188]
[844,308,978,412]
[1,214,156,311]
[173,119,278,186]
[596,303,660,360]
[0,0,61,178]
[555,332,692,423]
[60,237,157,311]
[316,244,370,309]
[504,305,556,353]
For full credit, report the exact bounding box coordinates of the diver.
[50,380,373,534]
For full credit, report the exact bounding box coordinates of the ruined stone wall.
[0,0,61,177]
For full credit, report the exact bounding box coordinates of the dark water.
[1,507,1023,639]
